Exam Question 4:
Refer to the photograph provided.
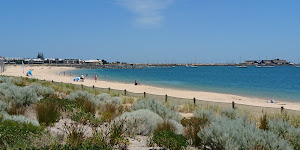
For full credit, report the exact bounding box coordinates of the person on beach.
[80,75,84,82]
[95,75,98,82]
[134,80,140,85]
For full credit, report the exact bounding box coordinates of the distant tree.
[37,52,44,60]
[101,60,109,64]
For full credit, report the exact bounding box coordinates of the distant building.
[272,59,289,65]
[242,59,290,66]
[244,60,259,65]
[261,60,273,65]
[84,59,100,65]
[63,59,81,64]
[4,57,25,64]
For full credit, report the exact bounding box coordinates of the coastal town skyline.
[1,0,300,63]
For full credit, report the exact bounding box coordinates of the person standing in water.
[95,75,98,82]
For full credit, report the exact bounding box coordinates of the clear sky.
[1,0,300,63]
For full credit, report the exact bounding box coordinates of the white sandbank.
[1,65,300,111]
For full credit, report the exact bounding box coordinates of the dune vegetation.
[0,75,300,149]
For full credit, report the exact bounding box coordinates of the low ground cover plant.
[151,130,188,150]
[0,115,44,149]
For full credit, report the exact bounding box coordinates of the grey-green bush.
[166,119,184,134]
[66,90,95,102]
[95,93,122,105]
[0,76,14,83]
[66,91,123,106]
[28,84,55,98]
[267,119,300,150]
[0,83,39,106]
[1,112,40,126]
[220,108,238,119]
[198,117,292,150]
[0,100,11,112]
[194,109,216,123]
[132,99,182,122]
[114,109,163,136]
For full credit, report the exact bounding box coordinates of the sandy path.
[1,65,300,111]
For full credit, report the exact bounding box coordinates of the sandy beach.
[1,65,300,111]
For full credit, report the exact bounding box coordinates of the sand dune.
[1,65,300,111]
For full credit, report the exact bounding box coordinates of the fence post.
[193,97,196,105]
[52,80,53,83]
[165,95,168,103]
[93,85,94,89]
[144,92,146,98]
[281,106,284,113]
[232,101,235,109]
[108,87,110,93]
[124,89,127,96]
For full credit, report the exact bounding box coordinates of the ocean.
[70,66,300,102]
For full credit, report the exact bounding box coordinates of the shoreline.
[1,65,300,111]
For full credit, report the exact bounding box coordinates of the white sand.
[1,65,300,111]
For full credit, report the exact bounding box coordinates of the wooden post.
[193,97,196,105]
[232,101,235,109]
[81,84,83,90]
[52,80,53,83]
[281,106,284,113]
[165,95,168,103]
[144,92,146,98]
[108,87,110,93]
[93,85,94,89]
[124,89,127,96]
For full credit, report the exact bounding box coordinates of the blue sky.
[1,0,300,63]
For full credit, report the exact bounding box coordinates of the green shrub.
[122,96,136,104]
[0,115,44,148]
[98,103,123,122]
[152,130,188,150]
[51,97,75,112]
[8,102,26,115]
[91,119,129,149]
[13,78,27,87]
[64,122,86,147]
[114,109,163,136]
[83,99,96,114]
[198,117,292,150]
[155,120,177,133]
[36,98,61,126]
[132,99,182,122]
[36,143,112,150]
[181,117,209,147]
[259,113,268,130]
[71,110,102,126]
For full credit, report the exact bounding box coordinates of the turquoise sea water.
[70,66,300,102]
